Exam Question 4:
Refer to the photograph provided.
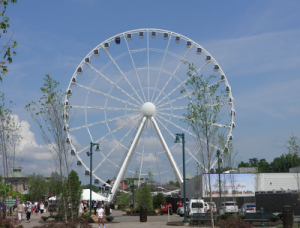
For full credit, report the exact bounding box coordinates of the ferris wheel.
[63,28,235,201]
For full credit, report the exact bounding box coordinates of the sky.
[0,0,299,185]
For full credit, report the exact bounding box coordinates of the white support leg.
[151,116,184,185]
[108,117,147,202]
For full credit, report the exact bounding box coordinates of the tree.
[116,191,130,208]
[67,170,82,218]
[27,173,47,202]
[153,193,165,208]
[0,0,18,82]
[166,180,180,187]
[0,92,22,178]
[181,61,228,228]
[136,185,153,212]
[285,133,300,156]
[24,75,73,223]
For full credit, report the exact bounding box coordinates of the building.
[4,165,28,193]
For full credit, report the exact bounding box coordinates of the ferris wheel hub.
[141,102,156,116]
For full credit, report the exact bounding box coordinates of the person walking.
[40,201,45,214]
[78,200,84,217]
[96,204,105,228]
[93,201,97,215]
[26,202,32,223]
[17,201,25,223]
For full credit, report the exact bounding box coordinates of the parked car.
[238,203,256,214]
[206,202,217,213]
[219,201,238,214]
[177,201,188,216]
[187,199,205,217]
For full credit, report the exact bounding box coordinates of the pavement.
[8,210,284,227]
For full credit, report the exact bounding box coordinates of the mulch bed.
[122,211,159,216]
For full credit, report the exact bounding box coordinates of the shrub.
[153,193,166,208]
[41,216,49,221]
[220,213,233,220]
[238,214,246,219]
[105,216,114,222]
[220,216,253,228]
[272,215,279,222]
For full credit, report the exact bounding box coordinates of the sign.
[4,196,15,207]
[202,174,255,197]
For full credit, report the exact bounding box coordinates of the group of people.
[16,201,46,223]
[78,200,106,228]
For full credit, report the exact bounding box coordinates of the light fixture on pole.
[174,133,188,224]
[87,142,100,216]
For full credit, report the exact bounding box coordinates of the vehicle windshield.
[192,203,203,208]
[246,205,255,208]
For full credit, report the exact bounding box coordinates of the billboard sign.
[202,174,255,197]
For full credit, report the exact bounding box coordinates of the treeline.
[238,133,300,173]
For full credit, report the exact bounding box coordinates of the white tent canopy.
[81,189,108,201]
[49,196,57,201]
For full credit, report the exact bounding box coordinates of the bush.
[272,215,279,222]
[153,193,166,208]
[41,216,49,221]
[220,216,253,228]
[238,214,246,220]
[105,216,114,222]
[136,186,153,212]
[220,213,233,220]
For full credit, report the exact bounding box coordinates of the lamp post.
[217,150,221,198]
[174,133,188,224]
[86,142,100,216]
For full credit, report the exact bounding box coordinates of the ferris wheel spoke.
[88,63,142,106]
[76,114,142,154]
[156,80,222,109]
[138,119,148,187]
[150,120,162,185]
[93,118,141,173]
[123,33,147,102]
[69,112,139,132]
[155,61,210,107]
[103,47,145,104]
[153,45,193,105]
[157,112,230,129]
[154,116,207,172]
[151,35,172,102]
[76,83,140,109]
[70,105,139,112]
[147,31,150,101]
[157,106,187,111]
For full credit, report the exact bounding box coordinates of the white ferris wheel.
[63,28,235,202]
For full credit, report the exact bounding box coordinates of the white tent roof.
[49,196,57,200]
[81,189,108,201]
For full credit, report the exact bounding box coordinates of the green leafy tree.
[27,173,47,202]
[0,0,18,82]
[153,193,165,208]
[181,61,228,228]
[166,180,180,187]
[67,170,82,218]
[116,191,130,208]
[136,185,153,211]
[24,75,73,223]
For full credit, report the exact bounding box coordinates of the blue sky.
[1,0,300,185]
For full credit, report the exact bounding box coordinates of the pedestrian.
[83,201,87,212]
[78,200,84,217]
[17,201,25,223]
[35,202,39,215]
[96,204,105,228]
[94,201,97,215]
[40,201,45,214]
[26,202,32,223]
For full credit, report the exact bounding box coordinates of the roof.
[12,165,23,169]
[185,173,194,180]
[6,172,28,178]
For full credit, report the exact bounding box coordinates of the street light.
[174,133,188,224]
[87,142,100,216]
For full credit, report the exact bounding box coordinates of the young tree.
[136,185,153,212]
[153,193,165,208]
[0,0,18,82]
[0,92,22,178]
[181,62,228,228]
[24,75,74,223]
[68,170,82,218]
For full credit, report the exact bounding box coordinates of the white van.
[220,201,238,214]
[187,199,205,217]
